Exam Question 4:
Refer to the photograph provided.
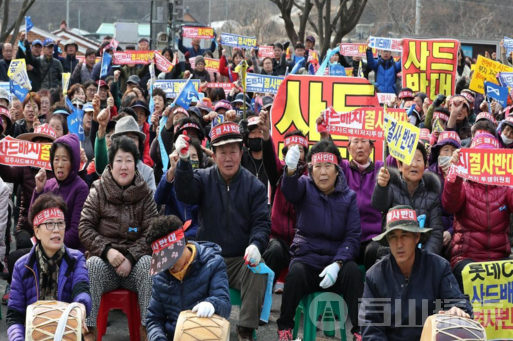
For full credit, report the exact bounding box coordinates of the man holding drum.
[358,205,472,341]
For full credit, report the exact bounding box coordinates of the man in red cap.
[175,122,271,341]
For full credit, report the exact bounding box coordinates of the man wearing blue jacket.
[359,205,472,341]
[146,215,231,341]
[366,46,401,94]
[175,121,271,341]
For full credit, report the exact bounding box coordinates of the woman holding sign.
[372,142,444,256]
[277,140,364,340]
[443,132,513,291]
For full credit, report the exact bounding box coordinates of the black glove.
[239,119,248,136]
[433,94,447,108]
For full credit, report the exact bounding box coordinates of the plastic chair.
[293,292,347,341]
[96,289,141,341]
[229,288,257,339]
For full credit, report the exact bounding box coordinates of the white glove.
[319,262,341,289]
[192,301,215,318]
[285,145,300,170]
[175,133,190,159]
[244,244,261,267]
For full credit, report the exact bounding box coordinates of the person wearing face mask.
[426,131,461,257]
[154,137,204,240]
[372,142,444,256]
[443,132,513,291]
[241,115,269,191]
[498,116,513,148]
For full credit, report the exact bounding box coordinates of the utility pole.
[208,0,212,26]
[66,0,70,27]
[225,0,227,18]
[415,0,421,35]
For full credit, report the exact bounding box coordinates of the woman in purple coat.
[276,140,364,341]
[31,133,89,251]
[7,193,91,341]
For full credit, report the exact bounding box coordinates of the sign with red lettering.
[271,75,382,160]
[182,26,214,39]
[402,39,459,100]
[258,46,275,59]
[452,148,513,185]
[154,51,173,73]
[321,107,407,141]
[113,51,155,65]
[0,136,51,170]
[339,43,377,58]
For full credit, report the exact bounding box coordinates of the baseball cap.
[32,40,43,47]
[43,38,55,47]
[210,122,243,147]
[96,80,108,89]
[83,103,94,112]
[306,36,315,44]
[17,124,58,142]
[127,75,141,85]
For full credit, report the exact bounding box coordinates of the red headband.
[180,123,200,131]
[476,112,496,124]
[399,90,414,99]
[284,136,308,148]
[174,107,189,117]
[438,131,461,144]
[386,209,417,224]
[33,208,65,227]
[151,229,185,253]
[433,111,449,122]
[311,152,336,164]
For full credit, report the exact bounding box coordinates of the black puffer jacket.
[371,168,443,255]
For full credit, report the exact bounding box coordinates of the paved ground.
[0,277,353,340]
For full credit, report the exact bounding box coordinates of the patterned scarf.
[36,243,65,301]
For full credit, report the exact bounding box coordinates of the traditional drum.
[25,301,82,341]
[173,310,230,341]
[420,313,486,341]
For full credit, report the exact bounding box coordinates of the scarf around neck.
[36,243,65,301]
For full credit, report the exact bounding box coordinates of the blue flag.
[158,116,169,171]
[100,51,112,79]
[485,81,509,108]
[289,57,305,75]
[308,63,316,75]
[315,48,340,76]
[25,16,34,32]
[66,97,85,141]
[329,63,346,76]
[9,79,29,102]
[174,78,200,110]
[148,84,154,124]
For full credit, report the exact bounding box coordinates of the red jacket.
[142,122,154,167]
[218,55,239,82]
[442,176,513,268]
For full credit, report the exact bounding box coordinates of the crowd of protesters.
[0,24,509,341]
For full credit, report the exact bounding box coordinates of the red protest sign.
[402,39,459,100]
[271,75,382,161]
[339,43,377,58]
[154,51,174,73]
[321,107,407,141]
[207,83,234,90]
[113,51,154,65]
[182,26,214,39]
[259,46,274,59]
[452,148,513,186]
[0,136,51,170]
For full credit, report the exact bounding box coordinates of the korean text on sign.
[462,260,513,339]
[113,51,155,65]
[384,114,420,165]
[368,37,403,52]
[339,43,377,58]
[323,107,407,141]
[402,39,459,100]
[245,74,284,95]
[153,79,201,98]
[220,33,257,49]
[453,148,513,186]
[182,26,214,39]
[0,136,52,170]
[470,55,513,94]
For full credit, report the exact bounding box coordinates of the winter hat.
[0,105,13,131]
[0,88,10,106]
[470,132,500,149]
[429,131,461,166]
[111,116,146,142]
[195,56,206,66]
